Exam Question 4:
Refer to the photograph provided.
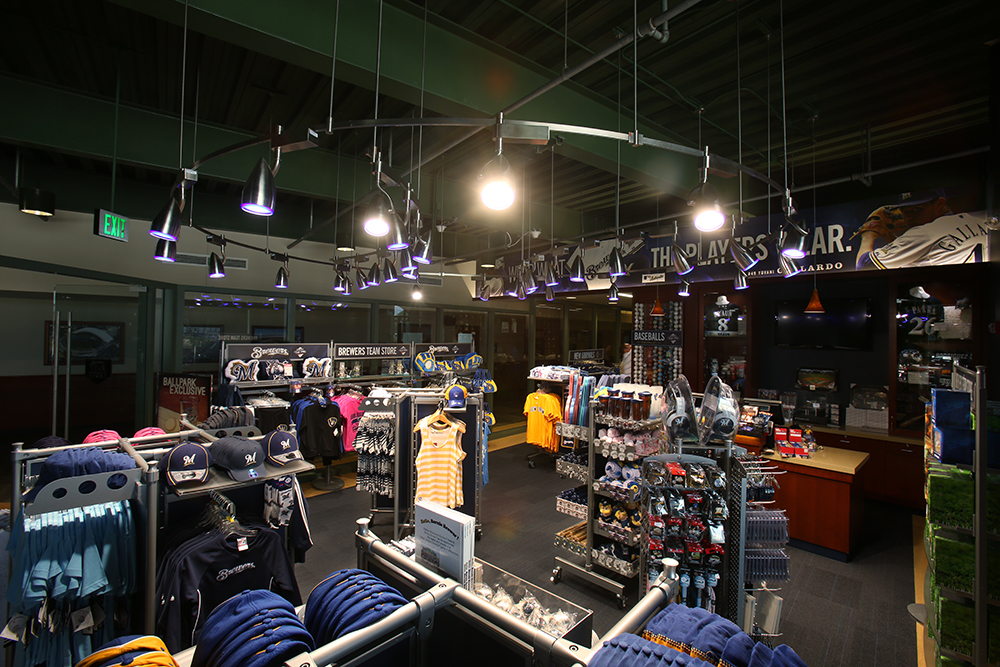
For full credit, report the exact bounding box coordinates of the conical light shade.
[363,198,391,237]
[241,157,275,216]
[382,257,399,283]
[569,255,586,282]
[150,196,183,241]
[274,266,289,289]
[544,262,558,287]
[154,238,176,262]
[650,297,665,317]
[780,221,808,258]
[730,239,759,271]
[387,218,409,250]
[672,243,693,276]
[516,283,527,300]
[333,271,346,292]
[413,233,433,264]
[734,268,749,290]
[779,253,804,277]
[545,285,555,301]
[355,268,369,291]
[608,281,620,302]
[20,187,55,216]
[399,247,417,272]
[805,288,825,313]
[506,278,519,297]
[402,264,418,280]
[608,245,626,277]
[341,274,352,296]
[479,283,490,301]
[678,279,691,297]
[208,252,225,278]
[367,261,381,287]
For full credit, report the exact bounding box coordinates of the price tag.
[1,615,28,642]
[237,536,249,552]
[70,608,94,633]
[283,362,294,377]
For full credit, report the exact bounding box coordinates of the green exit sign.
[93,209,129,242]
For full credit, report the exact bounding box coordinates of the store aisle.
[297,444,919,663]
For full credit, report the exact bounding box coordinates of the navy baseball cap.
[747,642,774,667]
[158,442,213,487]
[718,632,755,667]
[24,446,136,502]
[262,430,303,466]
[771,645,808,667]
[684,616,743,664]
[447,384,467,409]
[193,590,301,667]
[211,436,265,481]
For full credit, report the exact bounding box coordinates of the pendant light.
[678,279,691,297]
[734,268,749,290]
[153,238,176,262]
[569,253,586,283]
[479,283,491,301]
[689,147,725,232]
[367,260,381,287]
[544,261,558,287]
[672,222,693,276]
[651,292,665,317]
[412,284,423,300]
[274,262,290,289]
[20,188,55,217]
[399,247,417,272]
[805,288,825,313]
[413,231,433,265]
[730,238,759,272]
[382,256,399,283]
[479,114,515,211]
[363,196,392,237]
[802,117,824,313]
[387,217,409,250]
[333,270,346,292]
[149,196,183,242]
[241,157,276,216]
[608,281,620,303]
[402,264,418,280]
[341,273,352,297]
[208,252,225,279]
[516,283,527,300]
[545,285,555,302]
[608,245,626,278]
[779,253,804,277]
[355,267,369,291]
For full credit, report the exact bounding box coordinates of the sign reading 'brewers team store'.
[334,343,411,359]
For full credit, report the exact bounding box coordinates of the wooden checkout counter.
[737,425,924,561]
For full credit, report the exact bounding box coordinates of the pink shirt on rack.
[332,395,363,452]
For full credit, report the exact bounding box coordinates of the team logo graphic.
[245,452,257,465]
[302,357,331,378]
[182,454,196,466]
[327,416,339,428]
[261,360,285,380]
[280,438,292,450]
[224,359,259,382]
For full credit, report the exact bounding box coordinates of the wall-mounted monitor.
[774,298,871,350]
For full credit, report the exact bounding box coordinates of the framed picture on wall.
[44,321,125,365]
[183,325,223,364]
[252,326,304,343]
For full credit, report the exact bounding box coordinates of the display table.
[754,446,869,561]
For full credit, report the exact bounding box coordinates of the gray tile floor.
[297,443,919,665]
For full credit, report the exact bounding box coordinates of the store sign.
[93,209,129,242]
[632,329,683,347]
[334,343,411,359]
[223,342,329,362]
[570,349,604,362]
[414,342,473,356]
[641,273,666,284]
[156,373,211,433]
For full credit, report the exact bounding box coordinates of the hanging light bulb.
[382,257,399,283]
[608,244,627,278]
[149,196,183,242]
[678,279,691,297]
[479,127,515,210]
[363,196,392,237]
[412,284,423,300]
[608,281,620,303]
[241,157,276,216]
[688,147,725,232]
[545,285,555,302]
[208,252,225,278]
[569,254,585,283]
[153,238,176,262]
[734,268,749,290]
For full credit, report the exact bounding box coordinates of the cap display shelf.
[556,456,588,483]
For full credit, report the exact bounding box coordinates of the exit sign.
[93,209,129,242]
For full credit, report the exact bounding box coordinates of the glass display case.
[699,289,749,396]
[894,281,974,432]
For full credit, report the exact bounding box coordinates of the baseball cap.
[24,446,136,502]
[211,436,265,481]
[158,442,213,487]
[446,384,467,409]
[194,591,297,667]
[262,430,303,466]
[134,427,167,439]
[718,632,755,667]
[77,635,176,667]
[414,351,436,374]
[770,645,808,667]
[747,642,774,667]
[896,188,946,208]
[84,429,122,444]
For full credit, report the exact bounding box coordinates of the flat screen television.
[774,298,871,350]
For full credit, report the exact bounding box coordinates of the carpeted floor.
[295,442,920,663]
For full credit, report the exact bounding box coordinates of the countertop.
[808,424,922,446]
[760,445,870,476]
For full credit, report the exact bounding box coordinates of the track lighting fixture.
[730,238,759,272]
[479,116,515,211]
[399,247,417,273]
[413,232,433,265]
[779,253,804,277]
[516,283,527,300]
[387,218,409,250]
[412,284,423,300]
[402,264,418,280]
[678,279,691,297]
[672,242,693,277]
[274,261,290,289]
[734,268,749,290]
[333,271,346,292]
[780,220,809,259]
[479,282,491,301]
[367,260,381,287]
[241,157,276,216]
[569,254,586,283]
[382,257,399,283]
[545,285,555,302]
[608,245,627,278]
[608,281,620,303]
[506,278,519,297]
[19,188,55,217]
[341,274,352,297]
[688,147,725,232]
[149,195,183,242]
[544,261,559,287]
[153,238,176,262]
[355,267,369,291]
[208,252,225,278]
[363,196,392,238]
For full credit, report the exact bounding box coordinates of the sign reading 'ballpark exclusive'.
[632,329,684,347]
[334,343,411,359]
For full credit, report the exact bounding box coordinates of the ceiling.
[0,0,995,266]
